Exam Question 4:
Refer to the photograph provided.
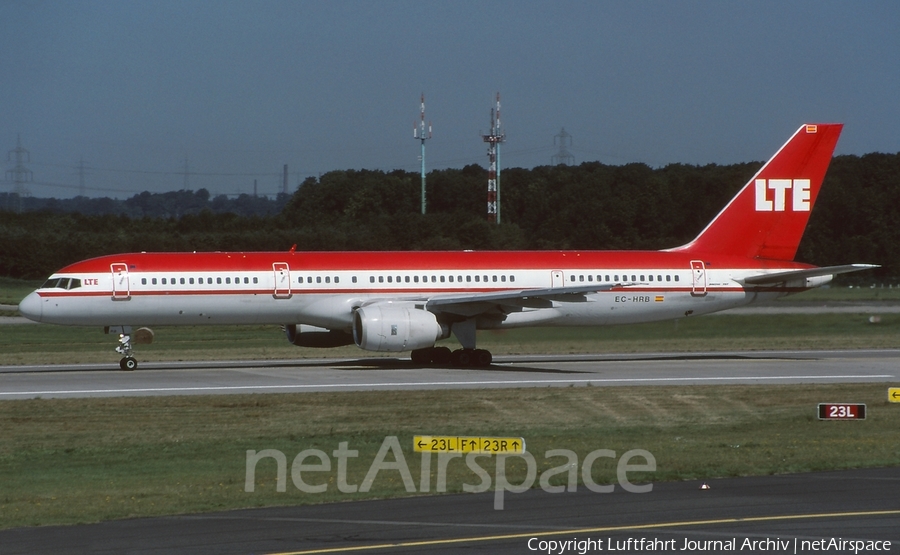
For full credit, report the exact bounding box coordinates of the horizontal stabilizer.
[742,264,879,285]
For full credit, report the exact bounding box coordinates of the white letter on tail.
[755,179,772,211]
[792,179,811,211]
[768,179,793,211]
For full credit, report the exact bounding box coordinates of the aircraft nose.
[18,292,43,322]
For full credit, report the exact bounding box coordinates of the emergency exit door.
[273,262,291,299]
[111,263,131,300]
[690,260,707,297]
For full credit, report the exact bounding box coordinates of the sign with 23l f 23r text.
[817,403,866,420]
[414,436,525,454]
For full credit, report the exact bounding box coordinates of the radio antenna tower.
[482,92,505,223]
[6,135,33,213]
[414,93,432,214]
[551,127,575,166]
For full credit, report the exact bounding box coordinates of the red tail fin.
[671,123,842,261]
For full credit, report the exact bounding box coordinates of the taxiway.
[1,468,897,554]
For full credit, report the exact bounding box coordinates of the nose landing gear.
[116,333,138,370]
[106,325,153,371]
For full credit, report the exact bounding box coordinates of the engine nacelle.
[353,306,446,352]
[285,324,355,348]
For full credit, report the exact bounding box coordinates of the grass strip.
[0,277,43,306]
[1,384,898,529]
[2,312,899,366]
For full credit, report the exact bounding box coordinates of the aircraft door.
[551,270,565,288]
[273,262,291,299]
[690,260,708,297]
[111,263,131,301]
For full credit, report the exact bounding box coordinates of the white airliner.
[18,123,876,370]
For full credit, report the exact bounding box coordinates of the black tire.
[474,349,493,367]
[451,349,472,367]
[431,346,452,365]
[410,348,432,365]
[120,357,138,371]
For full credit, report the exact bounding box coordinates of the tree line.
[1,153,898,281]
[0,189,289,219]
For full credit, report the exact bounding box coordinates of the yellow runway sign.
[414,435,525,454]
[889,388,900,403]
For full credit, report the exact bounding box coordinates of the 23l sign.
[817,403,866,420]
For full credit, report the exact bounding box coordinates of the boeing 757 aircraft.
[18,123,876,369]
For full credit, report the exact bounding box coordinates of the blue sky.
[1,1,898,198]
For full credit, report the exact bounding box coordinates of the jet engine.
[352,306,447,352]
[285,324,355,348]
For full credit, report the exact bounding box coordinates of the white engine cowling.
[353,306,446,352]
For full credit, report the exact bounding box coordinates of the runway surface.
[2,468,897,554]
[0,349,897,399]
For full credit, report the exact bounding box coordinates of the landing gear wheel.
[473,349,493,367]
[411,348,432,364]
[451,348,473,367]
[411,346,453,365]
[431,346,452,365]
[114,332,137,371]
[449,348,492,367]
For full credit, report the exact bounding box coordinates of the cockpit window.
[42,278,62,289]
[41,277,82,290]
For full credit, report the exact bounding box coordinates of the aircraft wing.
[741,264,879,286]
[424,283,621,317]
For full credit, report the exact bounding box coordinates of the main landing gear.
[410,318,493,367]
[410,346,493,367]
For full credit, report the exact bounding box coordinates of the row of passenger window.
[569,274,681,283]
[371,274,515,284]
[136,274,519,287]
[140,276,260,286]
[296,274,683,285]
[296,274,518,285]
[300,275,345,284]
[134,272,681,288]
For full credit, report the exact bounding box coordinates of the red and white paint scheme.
[18,124,876,370]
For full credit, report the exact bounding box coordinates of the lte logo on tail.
[754,179,811,212]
